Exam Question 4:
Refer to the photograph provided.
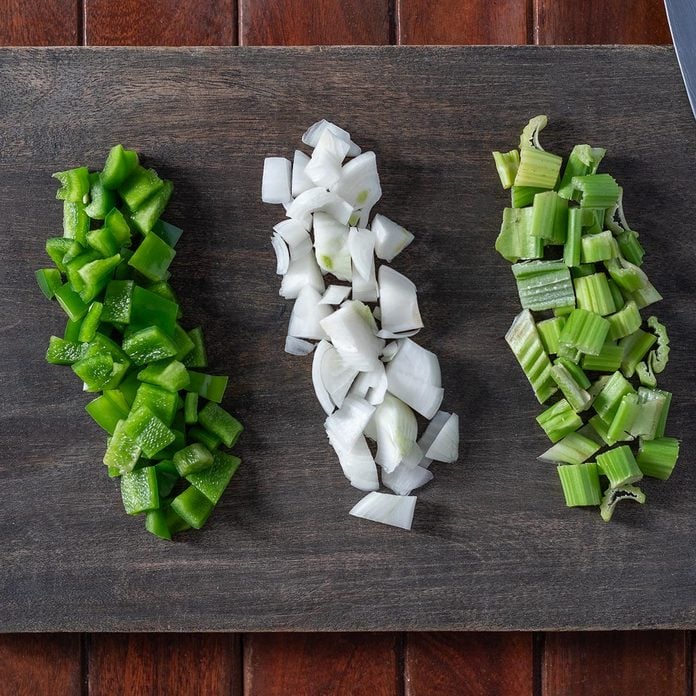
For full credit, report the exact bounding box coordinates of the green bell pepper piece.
[182,327,207,368]
[123,406,176,458]
[186,371,228,403]
[63,318,82,342]
[91,331,130,363]
[138,359,190,392]
[102,360,129,390]
[145,280,178,306]
[145,508,172,540]
[173,443,214,476]
[164,503,191,533]
[152,219,183,247]
[77,253,121,302]
[131,383,178,425]
[128,232,175,282]
[155,459,179,498]
[188,426,221,452]
[121,466,159,515]
[66,249,100,294]
[104,207,133,247]
[86,227,120,257]
[122,325,178,366]
[46,237,73,272]
[54,283,89,321]
[173,324,195,361]
[101,144,139,189]
[186,451,240,504]
[119,166,165,210]
[103,419,142,473]
[116,371,140,408]
[152,428,185,461]
[72,349,114,392]
[85,172,118,220]
[171,486,214,529]
[45,336,87,365]
[86,390,130,434]
[53,166,90,203]
[131,180,173,234]
[198,402,243,447]
[184,391,198,424]
[102,279,134,324]
[35,268,63,300]
[130,285,178,335]
[62,241,87,266]
[63,200,90,245]
[77,301,103,342]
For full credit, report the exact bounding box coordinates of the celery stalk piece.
[511,186,544,208]
[554,304,575,317]
[581,341,623,372]
[604,187,637,235]
[617,231,645,266]
[607,279,625,311]
[581,230,616,264]
[574,272,616,316]
[550,362,592,412]
[511,260,575,311]
[519,115,549,150]
[504,309,557,404]
[607,300,642,341]
[636,316,670,388]
[636,437,680,480]
[588,413,617,447]
[596,445,643,488]
[620,329,657,377]
[571,173,620,209]
[556,357,590,389]
[536,398,583,443]
[606,393,639,443]
[559,308,610,356]
[495,208,543,263]
[557,144,606,200]
[557,462,602,506]
[537,316,565,356]
[592,371,636,424]
[539,430,600,465]
[580,208,604,233]
[531,191,567,244]
[564,208,582,267]
[600,484,645,522]
[629,388,668,440]
[654,389,672,439]
[571,263,597,279]
[515,148,563,189]
[492,150,520,189]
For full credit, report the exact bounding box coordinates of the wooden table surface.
[0,1,688,695]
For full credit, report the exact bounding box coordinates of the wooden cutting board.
[1,46,694,632]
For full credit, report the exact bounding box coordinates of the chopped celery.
[600,484,645,522]
[550,362,592,412]
[515,147,563,190]
[596,445,642,488]
[636,316,670,388]
[617,231,645,266]
[581,230,615,264]
[495,208,543,263]
[559,309,609,356]
[537,316,565,356]
[531,191,567,244]
[538,431,600,465]
[574,272,615,316]
[581,342,623,373]
[563,208,582,267]
[557,462,601,506]
[606,393,639,443]
[492,150,520,189]
[607,300,641,341]
[571,174,620,209]
[511,260,575,311]
[636,437,680,480]
[536,399,583,443]
[629,388,668,440]
[592,371,635,424]
[557,144,606,200]
[511,186,544,208]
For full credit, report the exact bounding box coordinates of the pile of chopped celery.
[261,120,460,531]
[36,145,243,539]
[493,116,678,521]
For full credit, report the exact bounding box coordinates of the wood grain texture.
[239,0,390,45]
[84,0,236,45]
[397,0,530,45]
[405,633,534,696]
[244,633,400,695]
[542,632,688,696]
[1,46,695,632]
[0,634,81,696]
[88,634,241,695]
[535,0,672,44]
[0,0,78,45]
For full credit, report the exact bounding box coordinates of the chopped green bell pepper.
[138,358,190,392]
[198,402,243,447]
[131,179,173,234]
[77,301,103,342]
[145,508,172,540]
[173,443,214,476]
[86,390,130,434]
[123,405,176,459]
[53,166,90,203]
[173,323,195,361]
[102,279,134,324]
[104,207,132,247]
[77,254,121,302]
[171,486,214,529]
[54,283,89,321]
[184,391,198,424]
[35,268,63,300]
[182,327,207,368]
[101,144,139,189]
[45,336,87,365]
[131,383,178,425]
[128,232,175,282]
[154,459,179,498]
[186,371,228,403]
[122,325,178,366]
[121,466,159,515]
[186,451,241,504]
[86,227,120,257]
[152,219,183,247]
[188,426,221,452]
[85,172,118,220]
[119,166,165,210]
[103,419,142,473]
[130,285,178,335]
[63,200,90,245]
[46,237,73,272]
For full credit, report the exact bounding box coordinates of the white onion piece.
[271,233,290,275]
[350,363,387,406]
[381,341,400,362]
[325,395,376,453]
[261,157,292,204]
[284,336,315,356]
[331,435,379,492]
[319,285,351,305]
[417,411,451,469]
[348,226,375,280]
[288,285,332,340]
[349,491,416,531]
[378,266,423,334]
[282,201,312,230]
[386,338,441,387]
[291,150,314,197]
[385,368,444,419]
[313,212,352,280]
[312,340,335,415]
[302,119,361,157]
[305,130,351,188]
[358,204,374,229]
[373,393,418,473]
[401,442,424,468]
[331,151,382,210]
[286,187,353,226]
[382,461,433,496]
[425,413,459,463]
[363,413,378,441]
[279,252,325,300]
[320,345,359,409]
[376,328,421,340]
[373,306,381,322]
[320,300,385,372]
[372,214,414,262]
[351,257,378,303]
[274,219,312,259]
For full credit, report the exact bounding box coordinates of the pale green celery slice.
[604,187,637,236]
[581,207,605,233]
[559,308,610,356]
[511,186,545,208]
[571,173,620,209]
[511,260,575,311]
[629,388,668,440]
[581,341,623,372]
[493,149,520,189]
[550,363,592,412]
[588,374,612,397]
[536,398,583,443]
[629,281,663,310]
[514,147,563,189]
[605,257,662,309]
[519,115,548,150]
[495,207,543,263]
[556,356,590,388]
[636,316,670,387]
[564,208,582,267]
[588,413,617,447]
[620,328,657,377]
[571,263,597,278]
[607,300,641,341]
[596,445,643,488]
[607,279,625,311]
[537,316,565,356]
[654,389,672,438]
[600,484,645,522]
[505,309,557,404]
[538,430,600,464]
[592,371,636,424]
[557,462,602,506]
[606,392,639,443]
[617,231,645,266]
[557,144,606,200]
[581,230,615,264]
[636,436,680,480]
[574,272,616,316]
[531,190,567,244]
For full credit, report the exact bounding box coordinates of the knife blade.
[665,0,696,119]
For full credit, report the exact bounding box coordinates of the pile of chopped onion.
[262,120,459,530]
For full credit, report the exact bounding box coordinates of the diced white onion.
[331,435,379,492]
[312,340,335,415]
[320,344,360,409]
[349,491,416,531]
[375,328,421,340]
[305,129,351,188]
[386,338,441,387]
[351,258,379,303]
[325,395,376,453]
[372,214,414,262]
[288,285,332,340]
[382,461,433,496]
[291,150,314,197]
[280,252,325,300]
[378,266,423,334]
[271,233,290,275]
[381,341,400,362]
[284,336,315,356]
[313,212,352,281]
[331,151,382,210]
[348,226,375,280]
[417,411,451,469]
[425,413,459,463]
[373,393,418,473]
[401,442,425,468]
[350,363,387,406]
[262,157,292,204]
[302,119,361,157]
[319,285,352,305]
[385,367,444,419]
[286,187,353,226]
[274,219,312,259]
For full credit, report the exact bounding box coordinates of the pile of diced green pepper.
[36,145,243,540]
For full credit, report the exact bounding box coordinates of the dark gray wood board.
[1,46,695,632]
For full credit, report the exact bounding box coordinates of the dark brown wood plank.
[239,0,390,45]
[244,633,400,695]
[535,0,671,44]
[0,634,81,696]
[88,634,241,696]
[542,631,688,696]
[405,632,534,696]
[397,0,530,44]
[0,0,78,45]
[84,0,236,45]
